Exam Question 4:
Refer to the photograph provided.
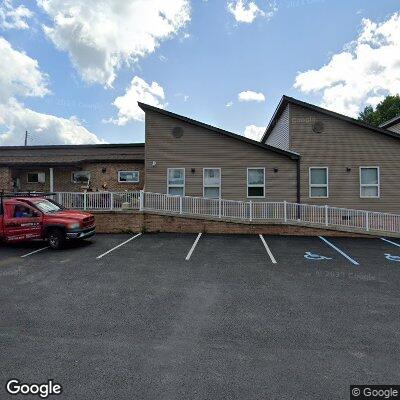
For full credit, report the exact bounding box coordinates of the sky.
[0,0,399,146]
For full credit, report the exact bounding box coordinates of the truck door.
[3,202,43,242]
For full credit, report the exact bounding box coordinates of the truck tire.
[47,228,64,250]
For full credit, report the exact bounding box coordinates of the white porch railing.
[55,191,140,211]
[53,191,400,235]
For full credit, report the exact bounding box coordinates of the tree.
[358,95,400,127]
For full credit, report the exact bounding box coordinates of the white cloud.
[106,76,165,126]
[227,0,277,24]
[238,90,265,102]
[0,0,33,30]
[226,101,233,107]
[0,99,104,145]
[243,124,265,141]
[0,37,49,102]
[37,0,190,86]
[0,37,103,145]
[294,13,400,117]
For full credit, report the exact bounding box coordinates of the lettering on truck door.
[4,202,43,242]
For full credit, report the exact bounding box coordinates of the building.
[1,95,400,214]
[140,96,400,214]
[0,143,144,193]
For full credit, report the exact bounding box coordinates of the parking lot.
[1,233,400,399]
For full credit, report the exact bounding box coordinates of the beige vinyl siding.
[145,111,297,202]
[289,103,400,213]
[387,122,400,134]
[265,105,290,150]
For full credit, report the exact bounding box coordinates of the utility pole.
[24,130,28,146]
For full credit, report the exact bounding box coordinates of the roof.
[380,115,400,129]
[0,143,144,150]
[138,102,300,160]
[262,96,400,143]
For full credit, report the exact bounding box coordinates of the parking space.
[1,233,400,399]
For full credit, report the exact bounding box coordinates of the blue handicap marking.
[385,253,400,262]
[304,252,332,261]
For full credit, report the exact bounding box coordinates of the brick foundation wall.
[91,210,371,237]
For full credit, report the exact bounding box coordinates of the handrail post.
[325,205,328,226]
[83,192,87,211]
[179,196,183,214]
[249,201,253,222]
[366,211,369,231]
[219,198,222,218]
[284,200,287,223]
[110,192,114,211]
[139,190,144,211]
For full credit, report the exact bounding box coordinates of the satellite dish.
[312,121,325,134]
[172,126,184,138]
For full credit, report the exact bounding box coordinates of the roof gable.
[262,96,400,143]
[138,102,299,160]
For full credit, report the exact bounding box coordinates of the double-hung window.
[309,167,328,198]
[247,168,265,198]
[203,168,221,198]
[167,168,185,196]
[360,167,379,198]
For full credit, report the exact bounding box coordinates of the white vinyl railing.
[53,191,400,235]
[55,191,140,211]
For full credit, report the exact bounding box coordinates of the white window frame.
[71,171,91,184]
[203,168,221,199]
[309,167,329,198]
[247,167,265,198]
[27,172,45,184]
[167,168,185,196]
[359,166,380,199]
[118,170,139,183]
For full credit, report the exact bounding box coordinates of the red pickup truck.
[0,193,95,249]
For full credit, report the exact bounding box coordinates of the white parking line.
[96,233,142,259]
[319,236,359,266]
[259,234,277,264]
[21,246,50,258]
[185,233,202,261]
[380,237,400,248]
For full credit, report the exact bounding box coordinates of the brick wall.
[91,211,371,237]
[0,167,11,191]
[11,162,145,193]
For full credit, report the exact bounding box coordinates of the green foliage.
[358,95,400,127]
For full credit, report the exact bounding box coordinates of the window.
[118,171,139,183]
[167,168,185,196]
[72,171,91,184]
[360,167,380,198]
[27,172,45,184]
[309,167,328,198]
[203,168,221,198]
[247,168,265,198]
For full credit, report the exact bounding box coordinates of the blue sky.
[0,0,399,145]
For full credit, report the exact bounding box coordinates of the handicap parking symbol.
[385,253,400,262]
[304,252,332,261]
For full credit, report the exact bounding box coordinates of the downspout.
[296,157,301,204]
[296,156,301,220]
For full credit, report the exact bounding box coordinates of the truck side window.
[14,205,34,218]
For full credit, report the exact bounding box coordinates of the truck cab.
[0,194,95,249]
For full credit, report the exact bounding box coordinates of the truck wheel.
[47,229,64,250]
